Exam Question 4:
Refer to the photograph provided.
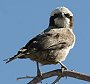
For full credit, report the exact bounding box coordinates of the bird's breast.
[27,28,75,65]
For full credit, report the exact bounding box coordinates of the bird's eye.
[64,13,70,18]
[54,14,59,18]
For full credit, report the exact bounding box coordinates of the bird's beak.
[59,12,65,18]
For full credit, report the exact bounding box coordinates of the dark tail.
[3,53,24,63]
[4,48,28,63]
[3,55,18,63]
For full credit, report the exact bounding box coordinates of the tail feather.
[3,54,23,63]
[4,48,28,63]
[3,55,17,63]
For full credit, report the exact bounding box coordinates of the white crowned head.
[49,7,74,29]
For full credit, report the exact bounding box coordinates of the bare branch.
[17,76,34,80]
[27,69,90,84]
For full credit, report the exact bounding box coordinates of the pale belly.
[28,47,71,65]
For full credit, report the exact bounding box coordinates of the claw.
[60,62,68,79]
[59,62,67,74]
[52,62,68,84]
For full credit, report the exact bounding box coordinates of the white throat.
[54,17,70,28]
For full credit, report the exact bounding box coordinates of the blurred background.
[0,0,90,84]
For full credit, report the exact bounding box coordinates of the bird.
[4,6,75,83]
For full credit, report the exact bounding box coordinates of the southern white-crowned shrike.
[4,6,75,83]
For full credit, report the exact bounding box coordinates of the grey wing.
[3,34,45,63]
[24,31,71,52]
[37,28,75,51]
[4,28,74,63]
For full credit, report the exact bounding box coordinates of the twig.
[17,76,34,80]
[27,69,90,84]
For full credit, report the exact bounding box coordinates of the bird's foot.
[61,65,67,73]
[37,69,42,84]
[51,62,68,84]
[61,64,68,80]
[59,62,67,73]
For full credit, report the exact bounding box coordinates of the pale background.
[0,0,90,84]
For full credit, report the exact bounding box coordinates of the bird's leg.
[51,62,67,84]
[36,62,42,84]
[59,62,67,71]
